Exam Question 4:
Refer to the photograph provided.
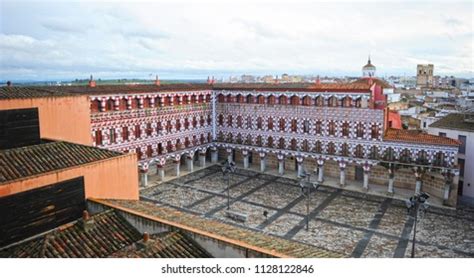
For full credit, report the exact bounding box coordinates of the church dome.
[362,56,376,77]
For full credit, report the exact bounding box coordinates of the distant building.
[428,113,474,199]
[416,64,434,88]
[362,57,376,77]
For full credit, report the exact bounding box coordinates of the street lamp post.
[221,160,236,210]
[405,192,430,258]
[299,169,320,231]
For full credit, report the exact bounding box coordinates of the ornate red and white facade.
[86,81,461,206]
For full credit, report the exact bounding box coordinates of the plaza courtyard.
[140,165,474,258]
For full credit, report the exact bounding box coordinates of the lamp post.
[221,160,236,210]
[405,191,430,258]
[299,169,320,231]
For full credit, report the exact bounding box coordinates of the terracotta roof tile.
[109,231,212,258]
[384,128,460,146]
[0,87,74,99]
[0,141,123,184]
[429,113,474,132]
[214,82,372,92]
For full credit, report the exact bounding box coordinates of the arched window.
[303,120,310,133]
[91,100,100,113]
[315,141,322,153]
[342,96,352,107]
[316,96,324,107]
[246,135,252,145]
[342,122,350,137]
[268,118,274,130]
[327,142,336,155]
[122,126,129,141]
[328,96,338,107]
[218,114,224,126]
[383,147,395,161]
[268,95,276,105]
[257,95,265,104]
[340,143,349,156]
[356,123,364,138]
[134,125,141,138]
[355,98,362,108]
[226,94,233,103]
[433,151,445,167]
[237,116,243,128]
[371,124,379,139]
[227,115,233,126]
[355,145,364,158]
[246,95,254,104]
[417,150,428,164]
[257,117,263,129]
[302,140,309,152]
[236,133,243,144]
[290,139,297,150]
[303,96,312,106]
[279,95,288,105]
[369,146,379,159]
[191,94,197,104]
[95,130,102,145]
[315,121,322,134]
[146,123,153,136]
[237,94,245,103]
[227,133,233,143]
[246,117,252,129]
[106,99,115,111]
[256,135,263,147]
[279,138,285,149]
[328,121,336,136]
[279,118,286,131]
[143,97,150,108]
[218,94,225,102]
[267,136,274,148]
[290,96,300,105]
[400,149,411,163]
[291,119,298,132]
[119,98,127,110]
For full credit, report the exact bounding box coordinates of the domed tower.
[362,56,376,77]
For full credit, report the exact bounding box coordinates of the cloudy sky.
[0,0,472,81]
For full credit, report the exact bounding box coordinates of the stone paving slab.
[141,165,474,258]
[293,219,365,255]
[361,235,399,258]
[318,195,380,229]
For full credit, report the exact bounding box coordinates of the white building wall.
[427,126,474,198]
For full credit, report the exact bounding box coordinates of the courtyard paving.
[140,165,474,258]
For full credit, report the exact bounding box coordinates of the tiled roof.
[47,84,212,95]
[109,231,213,258]
[0,210,141,258]
[0,86,74,99]
[429,113,474,132]
[214,82,373,92]
[0,141,123,184]
[99,199,343,258]
[352,77,393,88]
[384,128,461,146]
[0,210,211,258]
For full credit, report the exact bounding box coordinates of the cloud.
[41,19,86,34]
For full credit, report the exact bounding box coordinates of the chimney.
[154,75,160,86]
[81,210,94,232]
[143,232,150,243]
[6,81,12,87]
[88,75,96,88]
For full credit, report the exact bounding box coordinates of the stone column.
[174,155,181,177]
[387,164,395,194]
[259,152,267,172]
[317,157,325,183]
[443,170,454,205]
[414,167,423,194]
[186,153,194,172]
[242,150,249,169]
[362,162,371,191]
[156,162,165,181]
[296,156,304,177]
[339,160,347,187]
[277,153,285,175]
[139,164,149,188]
[199,150,206,168]
[211,147,218,163]
[226,148,233,163]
